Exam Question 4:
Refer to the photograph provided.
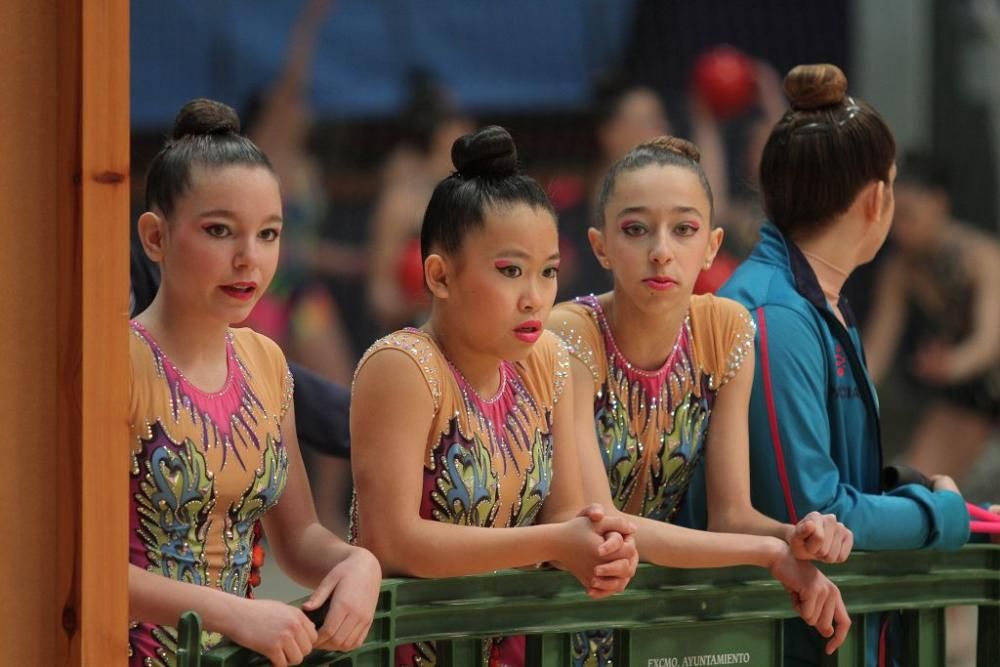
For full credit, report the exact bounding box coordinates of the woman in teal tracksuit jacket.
[678,64,970,666]
[718,221,968,552]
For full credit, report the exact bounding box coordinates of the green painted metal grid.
[175,545,1000,666]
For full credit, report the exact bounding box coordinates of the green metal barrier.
[176,545,1000,666]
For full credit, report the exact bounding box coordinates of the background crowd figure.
[130,2,1000,665]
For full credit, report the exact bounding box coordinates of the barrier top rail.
[176,545,1000,666]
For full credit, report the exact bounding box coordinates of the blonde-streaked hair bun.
[640,135,701,163]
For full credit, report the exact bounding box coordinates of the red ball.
[397,238,427,302]
[692,46,757,119]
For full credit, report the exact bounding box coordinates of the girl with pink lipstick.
[549,136,854,665]
[128,99,381,667]
[349,125,639,667]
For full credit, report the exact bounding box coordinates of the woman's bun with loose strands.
[145,98,273,217]
[758,64,895,238]
[171,98,241,139]
[451,125,518,179]
[783,64,848,111]
[419,125,555,260]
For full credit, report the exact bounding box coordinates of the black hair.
[419,125,556,259]
[597,136,714,225]
[145,98,274,217]
[759,64,896,238]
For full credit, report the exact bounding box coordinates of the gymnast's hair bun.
[643,136,701,162]
[783,64,848,111]
[451,125,518,179]
[171,98,241,140]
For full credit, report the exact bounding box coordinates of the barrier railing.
[175,545,1000,666]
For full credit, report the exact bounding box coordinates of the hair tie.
[791,97,863,136]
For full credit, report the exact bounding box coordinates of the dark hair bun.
[783,64,848,111]
[171,98,241,140]
[451,125,518,178]
[643,136,701,162]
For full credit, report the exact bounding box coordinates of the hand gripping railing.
[176,545,1000,666]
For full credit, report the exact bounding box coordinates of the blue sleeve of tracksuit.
[751,306,969,551]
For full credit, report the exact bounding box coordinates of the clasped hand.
[550,503,639,598]
[788,510,853,563]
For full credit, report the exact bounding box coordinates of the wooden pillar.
[0,1,129,665]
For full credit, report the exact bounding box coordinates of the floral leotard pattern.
[351,328,569,667]
[550,294,755,666]
[128,322,292,666]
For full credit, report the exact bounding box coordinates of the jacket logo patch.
[835,344,847,378]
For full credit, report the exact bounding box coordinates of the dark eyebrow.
[198,209,237,220]
[198,209,283,224]
[616,205,704,220]
[495,249,561,261]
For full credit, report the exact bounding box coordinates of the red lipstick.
[513,320,543,343]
